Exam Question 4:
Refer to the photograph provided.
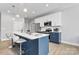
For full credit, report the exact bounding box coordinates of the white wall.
[1,13,24,41]
[13,18,24,32]
[28,19,35,32]
[1,13,14,40]
[24,18,29,32]
[24,18,35,32]
[62,5,79,46]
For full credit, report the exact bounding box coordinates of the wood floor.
[49,43,79,55]
[0,40,79,55]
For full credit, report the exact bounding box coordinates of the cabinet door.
[22,39,38,55]
[50,32,60,43]
[22,40,31,55]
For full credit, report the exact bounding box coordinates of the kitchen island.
[14,32,49,55]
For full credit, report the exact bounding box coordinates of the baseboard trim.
[61,41,79,47]
[1,39,10,41]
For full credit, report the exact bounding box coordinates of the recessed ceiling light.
[23,8,27,12]
[46,4,49,7]
[16,14,20,18]
[8,10,10,13]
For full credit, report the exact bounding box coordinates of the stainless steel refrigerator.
[30,23,41,32]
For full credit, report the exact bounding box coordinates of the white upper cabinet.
[34,12,62,27]
[54,12,62,26]
[34,17,44,27]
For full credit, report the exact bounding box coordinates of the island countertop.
[14,32,49,40]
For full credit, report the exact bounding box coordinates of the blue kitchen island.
[14,32,49,55]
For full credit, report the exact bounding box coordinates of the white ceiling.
[0,3,79,19]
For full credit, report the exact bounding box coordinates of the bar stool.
[6,33,14,48]
[15,38,27,55]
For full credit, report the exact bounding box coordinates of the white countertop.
[14,32,49,40]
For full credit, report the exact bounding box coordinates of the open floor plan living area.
[0,3,79,55]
